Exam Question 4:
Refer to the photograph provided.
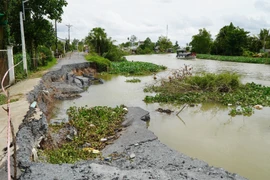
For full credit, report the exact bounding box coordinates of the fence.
[0,46,15,88]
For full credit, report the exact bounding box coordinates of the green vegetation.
[156,36,173,53]
[0,0,67,54]
[85,27,127,61]
[0,94,6,105]
[144,71,270,116]
[42,105,127,164]
[190,28,212,54]
[189,24,270,61]
[0,94,20,105]
[85,53,167,76]
[197,54,269,64]
[85,54,112,72]
[125,78,141,83]
[136,37,156,54]
[109,61,167,76]
[14,51,58,80]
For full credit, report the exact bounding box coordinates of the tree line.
[0,0,68,72]
[189,22,270,57]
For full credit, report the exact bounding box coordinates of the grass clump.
[0,94,6,105]
[197,54,270,64]
[144,67,270,116]
[85,54,112,72]
[125,78,141,83]
[0,94,20,105]
[42,105,127,164]
[109,61,167,76]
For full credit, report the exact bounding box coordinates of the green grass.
[125,78,141,83]
[0,94,6,105]
[85,54,112,72]
[0,94,20,105]
[109,61,167,76]
[28,58,58,78]
[85,54,167,75]
[144,72,270,116]
[197,54,270,64]
[42,105,127,164]
[38,58,58,71]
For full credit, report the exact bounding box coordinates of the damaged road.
[18,108,247,180]
[0,52,248,180]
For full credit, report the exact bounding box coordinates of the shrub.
[102,45,126,62]
[85,55,112,72]
[37,46,53,66]
[13,53,31,80]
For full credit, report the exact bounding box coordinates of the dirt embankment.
[1,62,247,180]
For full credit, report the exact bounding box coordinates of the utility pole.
[20,0,29,75]
[66,24,72,44]
[55,20,58,56]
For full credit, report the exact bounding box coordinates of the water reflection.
[54,54,270,180]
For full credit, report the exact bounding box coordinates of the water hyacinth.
[144,71,270,116]
[41,105,127,164]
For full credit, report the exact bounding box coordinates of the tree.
[120,41,131,48]
[246,35,262,53]
[213,23,249,56]
[71,39,80,50]
[189,28,213,54]
[85,27,111,55]
[3,0,67,69]
[258,29,270,51]
[128,35,137,47]
[156,36,173,52]
[136,37,155,54]
[85,27,125,61]
[173,41,179,51]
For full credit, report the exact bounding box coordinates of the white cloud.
[254,0,270,13]
[57,0,268,46]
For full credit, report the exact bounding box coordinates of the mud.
[0,60,248,180]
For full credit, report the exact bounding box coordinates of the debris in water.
[156,108,174,114]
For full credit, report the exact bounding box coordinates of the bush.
[13,53,31,80]
[242,50,254,57]
[37,46,53,66]
[102,45,126,62]
[85,55,112,72]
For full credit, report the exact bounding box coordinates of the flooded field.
[54,54,270,180]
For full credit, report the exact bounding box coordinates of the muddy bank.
[1,62,247,180]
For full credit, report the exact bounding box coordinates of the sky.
[56,0,270,46]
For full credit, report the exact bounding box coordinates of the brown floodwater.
[54,54,270,180]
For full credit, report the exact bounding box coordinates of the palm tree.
[259,29,270,52]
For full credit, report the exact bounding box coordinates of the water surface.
[54,54,270,180]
